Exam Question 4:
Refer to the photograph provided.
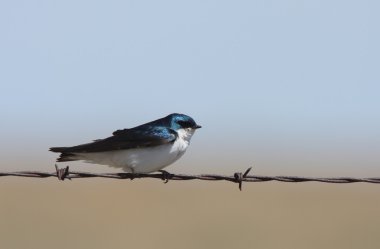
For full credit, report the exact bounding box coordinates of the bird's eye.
[177,120,192,128]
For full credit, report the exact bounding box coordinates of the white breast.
[75,128,195,173]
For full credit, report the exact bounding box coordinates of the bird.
[49,113,201,173]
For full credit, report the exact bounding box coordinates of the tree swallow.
[49,113,201,173]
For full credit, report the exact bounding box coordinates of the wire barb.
[234,167,252,191]
[55,164,70,181]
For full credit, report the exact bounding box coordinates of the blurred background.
[1,1,379,248]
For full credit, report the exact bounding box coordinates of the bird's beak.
[194,125,202,129]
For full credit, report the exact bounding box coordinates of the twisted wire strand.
[1,166,380,190]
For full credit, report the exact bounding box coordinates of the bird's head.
[167,113,202,131]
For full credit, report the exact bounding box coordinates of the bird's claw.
[159,170,172,183]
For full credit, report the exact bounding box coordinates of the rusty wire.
[1,166,380,190]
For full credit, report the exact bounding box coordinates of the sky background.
[0,0,379,176]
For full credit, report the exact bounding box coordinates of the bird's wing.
[59,126,177,153]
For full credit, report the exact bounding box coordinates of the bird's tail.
[49,147,80,162]
[49,147,68,153]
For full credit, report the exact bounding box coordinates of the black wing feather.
[50,126,177,153]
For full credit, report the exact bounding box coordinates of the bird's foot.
[128,168,140,180]
[158,170,173,183]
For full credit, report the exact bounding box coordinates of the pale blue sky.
[0,0,379,175]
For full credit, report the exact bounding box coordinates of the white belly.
[75,137,189,173]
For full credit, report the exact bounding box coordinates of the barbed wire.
[1,165,380,190]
